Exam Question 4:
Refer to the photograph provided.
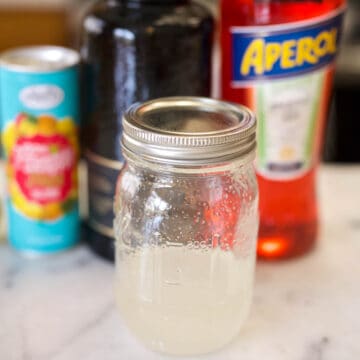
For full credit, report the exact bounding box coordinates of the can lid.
[122,97,257,165]
[0,46,80,72]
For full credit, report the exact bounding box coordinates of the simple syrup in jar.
[114,97,259,355]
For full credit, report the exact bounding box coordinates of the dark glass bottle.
[323,1,360,163]
[81,0,214,261]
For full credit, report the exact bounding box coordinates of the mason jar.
[114,97,258,355]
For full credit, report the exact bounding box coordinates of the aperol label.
[230,9,344,180]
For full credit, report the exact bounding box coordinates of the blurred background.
[323,0,360,162]
[0,0,90,50]
[0,0,358,162]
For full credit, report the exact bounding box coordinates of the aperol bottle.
[220,0,346,259]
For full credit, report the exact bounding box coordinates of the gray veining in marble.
[1,165,360,360]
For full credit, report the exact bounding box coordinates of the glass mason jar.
[114,97,258,355]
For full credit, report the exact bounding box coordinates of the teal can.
[0,46,80,255]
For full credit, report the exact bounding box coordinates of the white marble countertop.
[1,165,360,360]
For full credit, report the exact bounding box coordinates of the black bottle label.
[85,149,123,238]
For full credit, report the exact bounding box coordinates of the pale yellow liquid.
[116,247,256,355]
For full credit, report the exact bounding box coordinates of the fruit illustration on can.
[2,113,79,222]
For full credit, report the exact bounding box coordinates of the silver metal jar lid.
[122,97,256,165]
[0,46,80,72]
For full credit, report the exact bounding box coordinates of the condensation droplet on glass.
[200,240,207,249]
[224,244,230,251]
[212,233,221,247]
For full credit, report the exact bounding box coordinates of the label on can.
[85,150,123,239]
[230,8,344,180]
[0,64,80,252]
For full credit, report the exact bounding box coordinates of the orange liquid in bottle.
[220,0,345,260]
